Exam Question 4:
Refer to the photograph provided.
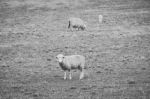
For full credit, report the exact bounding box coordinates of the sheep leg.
[64,71,67,80]
[69,70,72,80]
[68,21,71,29]
[71,26,73,32]
[77,27,80,31]
[79,69,84,80]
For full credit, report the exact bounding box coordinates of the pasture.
[0,0,150,99]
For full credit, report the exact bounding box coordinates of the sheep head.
[56,54,65,63]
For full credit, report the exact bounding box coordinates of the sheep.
[68,17,86,31]
[98,15,103,23]
[56,54,86,80]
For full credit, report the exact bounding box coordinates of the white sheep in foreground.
[68,17,86,31]
[56,54,86,80]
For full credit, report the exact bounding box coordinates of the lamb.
[98,15,103,23]
[56,54,86,80]
[68,17,86,31]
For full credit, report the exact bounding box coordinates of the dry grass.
[0,0,150,99]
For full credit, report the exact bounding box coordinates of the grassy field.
[0,0,150,99]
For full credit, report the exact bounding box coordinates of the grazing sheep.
[56,54,86,80]
[68,17,86,31]
[98,15,103,23]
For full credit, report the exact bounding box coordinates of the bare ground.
[0,0,150,99]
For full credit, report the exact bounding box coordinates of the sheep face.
[80,25,86,30]
[56,54,64,63]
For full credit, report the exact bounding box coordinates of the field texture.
[0,0,150,99]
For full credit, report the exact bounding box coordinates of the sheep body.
[56,54,86,80]
[68,17,86,31]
